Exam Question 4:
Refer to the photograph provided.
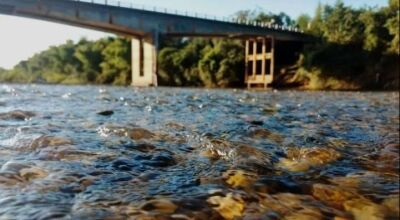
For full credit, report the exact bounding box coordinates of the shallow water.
[0,84,398,220]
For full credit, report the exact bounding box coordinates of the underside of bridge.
[0,0,312,87]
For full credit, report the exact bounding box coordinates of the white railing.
[72,0,302,33]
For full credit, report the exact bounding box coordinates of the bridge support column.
[245,37,275,89]
[131,35,158,87]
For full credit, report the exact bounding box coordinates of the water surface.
[0,84,398,219]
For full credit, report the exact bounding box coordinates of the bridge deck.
[0,0,311,41]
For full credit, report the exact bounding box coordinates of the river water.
[0,84,398,220]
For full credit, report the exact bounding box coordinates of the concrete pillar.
[245,37,275,89]
[131,35,158,87]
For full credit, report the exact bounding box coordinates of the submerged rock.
[129,128,155,140]
[200,139,273,173]
[126,143,156,153]
[258,193,347,220]
[23,168,48,180]
[208,193,245,220]
[382,195,399,217]
[0,172,25,185]
[312,184,360,209]
[0,110,36,121]
[0,161,47,184]
[248,128,283,143]
[344,198,387,220]
[28,135,73,150]
[140,199,178,214]
[223,170,257,189]
[1,161,32,173]
[97,125,156,140]
[277,147,341,172]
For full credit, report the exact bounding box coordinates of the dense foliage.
[0,0,398,89]
[158,38,244,87]
[0,38,131,85]
[294,0,399,89]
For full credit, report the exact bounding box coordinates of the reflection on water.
[0,84,398,220]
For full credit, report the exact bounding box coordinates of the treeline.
[0,0,398,89]
[0,38,131,85]
[293,0,399,89]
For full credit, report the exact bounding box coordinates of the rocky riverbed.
[0,84,398,219]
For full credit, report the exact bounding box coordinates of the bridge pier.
[131,36,158,87]
[245,37,275,89]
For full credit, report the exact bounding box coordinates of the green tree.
[97,38,131,85]
[385,0,400,54]
[74,38,104,82]
[322,1,364,44]
[199,40,244,87]
[296,14,311,32]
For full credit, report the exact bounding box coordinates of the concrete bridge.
[0,0,312,87]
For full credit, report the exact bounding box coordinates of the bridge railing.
[72,0,303,33]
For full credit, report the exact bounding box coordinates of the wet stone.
[97,110,114,116]
[344,198,387,220]
[278,147,341,172]
[248,128,284,143]
[143,153,176,168]
[0,110,36,121]
[249,120,264,126]
[129,128,155,140]
[28,135,73,150]
[223,170,257,189]
[200,139,273,174]
[1,161,32,173]
[312,184,360,209]
[0,172,25,185]
[254,177,304,194]
[140,199,178,214]
[382,195,399,217]
[207,193,245,220]
[19,167,47,181]
[125,143,157,153]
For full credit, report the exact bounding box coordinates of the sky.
[0,0,387,69]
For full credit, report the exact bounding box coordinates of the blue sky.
[0,0,387,69]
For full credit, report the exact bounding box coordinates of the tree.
[199,40,244,87]
[385,0,400,54]
[296,14,312,32]
[322,1,364,44]
[97,38,131,85]
[74,38,104,82]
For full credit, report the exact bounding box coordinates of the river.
[0,84,398,220]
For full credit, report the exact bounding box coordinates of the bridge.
[0,0,312,88]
